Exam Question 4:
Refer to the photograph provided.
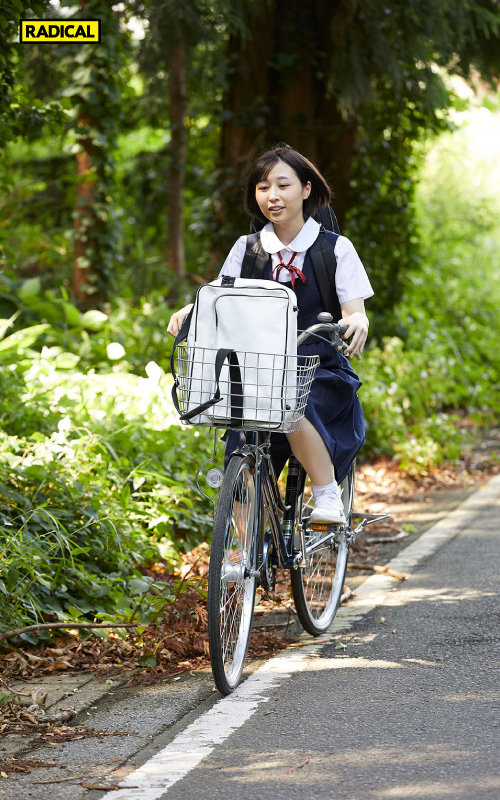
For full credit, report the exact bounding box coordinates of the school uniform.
[219,216,374,483]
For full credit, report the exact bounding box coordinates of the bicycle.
[174,312,389,695]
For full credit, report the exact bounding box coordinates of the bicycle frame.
[229,432,292,574]
[236,431,342,580]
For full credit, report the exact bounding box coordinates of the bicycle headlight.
[206,468,224,488]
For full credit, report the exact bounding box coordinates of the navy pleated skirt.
[224,249,365,484]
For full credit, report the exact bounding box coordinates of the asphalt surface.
[1,479,498,800]
[119,480,500,800]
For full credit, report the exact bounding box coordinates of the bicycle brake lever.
[332,326,348,351]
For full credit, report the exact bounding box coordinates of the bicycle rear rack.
[351,511,391,528]
[299,511,391,559]
[349,512,391,543]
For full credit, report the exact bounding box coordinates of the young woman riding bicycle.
[167,144,373,524]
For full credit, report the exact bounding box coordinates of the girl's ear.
[303,181,312,199]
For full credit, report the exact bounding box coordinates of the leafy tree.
[134,1,203,278]
[0,1,68,273]
[53,1,131,304]
[0,1,61,155]
[213,0,500,323]
[131,0,231,280]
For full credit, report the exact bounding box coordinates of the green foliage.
[57,1,132,299]
[0,2,64,154]
[0,269,180,372]
[0,310,216,644]
[345,62,448,333]
[358,337,470,472]
[342,3,500,324]
[358,103,500,473]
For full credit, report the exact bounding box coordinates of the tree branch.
[348,563,408,581]
[0,622,139,644]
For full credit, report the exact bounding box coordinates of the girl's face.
[255,160,311,230]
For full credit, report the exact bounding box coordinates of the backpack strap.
[241,232,271,279]
[308,226,342,322]
[241,226,341,321]
[177,348,243,425]
[314,206,341,235]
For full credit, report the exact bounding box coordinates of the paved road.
[1,479,498,800]
[112,479,500,800]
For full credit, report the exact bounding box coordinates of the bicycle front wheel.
[290,464,354,636]
[208,453,257,695]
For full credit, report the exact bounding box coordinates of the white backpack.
[171,276,298,429]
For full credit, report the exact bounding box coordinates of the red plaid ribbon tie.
[273,250,307,291]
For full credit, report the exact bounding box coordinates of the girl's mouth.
[269,207,284,214]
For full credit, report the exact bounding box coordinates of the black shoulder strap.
[308,227,342,322]
[314,205,341,235]
[241,226,341,320]
[241,232,272,279]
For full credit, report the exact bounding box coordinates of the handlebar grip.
[339,325,349,338]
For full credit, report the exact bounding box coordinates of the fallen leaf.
[379,616,388,626]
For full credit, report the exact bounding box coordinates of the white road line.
[103,473,500,800]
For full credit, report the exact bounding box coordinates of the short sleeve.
[218,236,247,279]
[334,235,374,305]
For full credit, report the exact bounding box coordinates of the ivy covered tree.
[0,1,67,272]
[0,1,59,155]
[54,0,131,304]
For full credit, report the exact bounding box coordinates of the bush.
[0,315,217,644]
[357,106,500,471]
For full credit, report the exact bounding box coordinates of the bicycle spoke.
[208,455,257,694]
[291,465,353,634]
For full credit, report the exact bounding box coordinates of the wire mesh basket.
[174,344,319,433]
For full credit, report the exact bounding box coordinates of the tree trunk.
[73,111,100,305]
[167,40,187,278]
[73,0,102,306]
[214,0,359,264]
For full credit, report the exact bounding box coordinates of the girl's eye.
[279,184,289,188]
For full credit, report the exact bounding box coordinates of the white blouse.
[218,216,374,306]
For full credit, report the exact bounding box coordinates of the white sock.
[311,480,339,505]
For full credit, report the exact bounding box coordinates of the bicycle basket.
[174,344,319,433]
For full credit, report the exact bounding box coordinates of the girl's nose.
[269,185,280,201]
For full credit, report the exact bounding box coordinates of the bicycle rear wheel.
[208,453,257,695]
[290,464,355,636]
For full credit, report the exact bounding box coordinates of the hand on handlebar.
[337,312,369,359]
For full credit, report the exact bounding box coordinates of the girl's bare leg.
[286,417,334,486]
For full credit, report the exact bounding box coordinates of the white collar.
[260,216,320,254]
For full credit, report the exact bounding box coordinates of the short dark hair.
[244,144,332,223]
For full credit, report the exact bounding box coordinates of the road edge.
[94,473,500,799]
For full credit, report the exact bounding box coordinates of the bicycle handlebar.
[297,313,349,351]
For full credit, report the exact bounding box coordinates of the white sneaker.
[310,492,346,525]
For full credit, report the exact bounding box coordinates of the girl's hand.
[167,304,193,338]
[337,311,369,358]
